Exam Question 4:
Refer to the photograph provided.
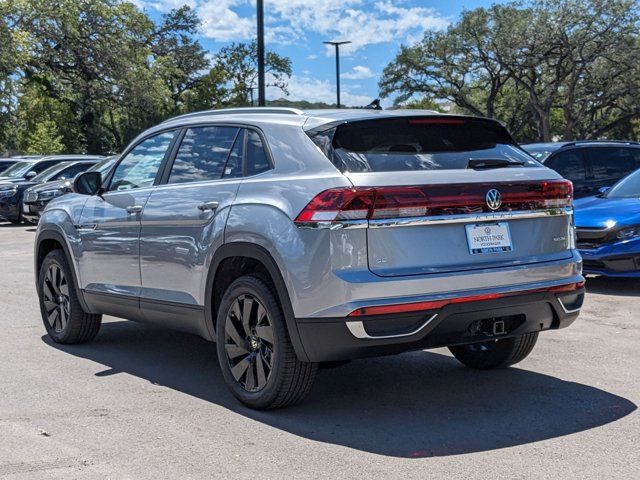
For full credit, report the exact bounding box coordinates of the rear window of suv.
[308,117,538,172]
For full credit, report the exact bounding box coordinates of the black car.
[0,160,18,174]
[0,157,103,223]
[22,156,117,223]
[522,141,640,198]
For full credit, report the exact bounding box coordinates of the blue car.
[574,169,640,277]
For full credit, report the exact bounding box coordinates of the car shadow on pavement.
[43,321,636,459]
[586,276,640,297]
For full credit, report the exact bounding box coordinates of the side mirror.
[597,186,610,196]
[73,171,102,195]
[25,171,37,179]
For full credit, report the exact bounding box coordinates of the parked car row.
[0,155,108,223]
[522,140,640,278]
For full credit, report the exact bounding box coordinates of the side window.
[246,130,271,176]
[223,129,244,179]
[168,126,239,184]
[587,148,636,180]
[110,131,175,191]
[53,163,92,180]
[31,160,59,174]
[545,150,587,181]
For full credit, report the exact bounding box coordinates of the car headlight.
[38,189,64,201]
[616,227,640,240]
[0,187,17,198]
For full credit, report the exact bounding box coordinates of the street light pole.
[323,41,351,108]
[257,0,266,106]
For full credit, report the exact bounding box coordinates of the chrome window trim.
[296,208,572,230]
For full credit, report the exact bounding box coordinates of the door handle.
[126,205,143,214]
[197,201,219,212]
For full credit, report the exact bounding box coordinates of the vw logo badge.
[485,189,502,210]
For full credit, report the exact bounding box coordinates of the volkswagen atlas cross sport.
[34,108,584,409]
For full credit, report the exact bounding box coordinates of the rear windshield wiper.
[467,158,525,169]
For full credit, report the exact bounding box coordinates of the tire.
[216,275,318,409]
[7,216,21,224]
[38,250,102,344]
[448,332,539,370]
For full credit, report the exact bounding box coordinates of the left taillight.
[294,187,375,222]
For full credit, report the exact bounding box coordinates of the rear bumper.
[296,286,584,362]
[579,238,640,277]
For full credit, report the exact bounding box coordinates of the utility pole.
[257,0,266,106]
[323,41,351,108]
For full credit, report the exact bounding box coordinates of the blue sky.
[135,1,497,106]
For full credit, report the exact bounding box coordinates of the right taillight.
[294,180,573,225]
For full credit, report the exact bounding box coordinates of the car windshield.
[1,161,32,178]
[310,117,539,173]
[605,169,640,198]
[527,150,554,161]
[32,161,74,182]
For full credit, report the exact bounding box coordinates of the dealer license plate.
[465,223,513,254]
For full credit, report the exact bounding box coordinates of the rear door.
[139,125,245,314]
[314,116,574,277]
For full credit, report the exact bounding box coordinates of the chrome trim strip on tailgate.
[368,207,572,228]
[296,208,572,230]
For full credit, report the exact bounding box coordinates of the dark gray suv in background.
[34,108,584,409]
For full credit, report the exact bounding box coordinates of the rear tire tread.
[216,274,317,409]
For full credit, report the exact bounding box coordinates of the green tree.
[24,120,65,154]
[9,0,157,153]
[213,41,292,106]
[150,6,210,115]
[380,0,640,142]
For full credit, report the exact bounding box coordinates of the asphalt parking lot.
[0,222,638,479]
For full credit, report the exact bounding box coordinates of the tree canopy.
[0,0,292,155]
[380,0,640,142]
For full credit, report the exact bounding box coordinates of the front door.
[77,130,177,306]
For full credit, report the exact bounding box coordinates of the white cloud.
[267,75,374,107]
[267,0,449,53]
[136,0,449,51]
[199,1,255,41]
[341,65,375,80]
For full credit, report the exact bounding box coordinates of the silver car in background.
[34,108,584,409]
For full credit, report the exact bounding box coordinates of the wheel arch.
[35,229,94,313]
[205,242,310,362]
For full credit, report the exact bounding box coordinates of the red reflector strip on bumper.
[347,282,585,317]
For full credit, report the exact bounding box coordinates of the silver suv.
[34,108,584,409]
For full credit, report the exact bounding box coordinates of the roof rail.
[559,140,640,149]
[161,107,305,124]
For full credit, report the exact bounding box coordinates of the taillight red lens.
[294,180,573,224]
[294,187,375,222]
